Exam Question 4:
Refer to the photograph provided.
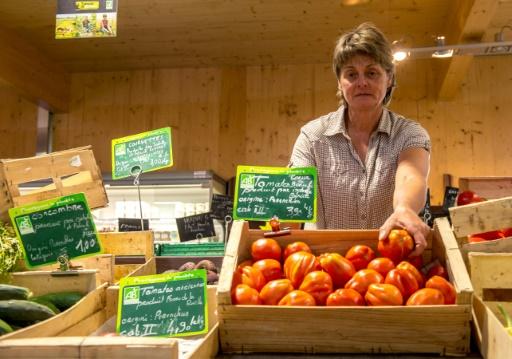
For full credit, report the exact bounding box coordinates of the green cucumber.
[0,284,32,300]
[0,318,13,335]
[29,297,60,314]
[0,300,55,322]
[30,292,83,311]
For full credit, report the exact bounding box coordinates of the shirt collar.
[324,106,392,137]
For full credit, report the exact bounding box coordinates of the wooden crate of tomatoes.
[217,220,473,355]
[447,196,512,264]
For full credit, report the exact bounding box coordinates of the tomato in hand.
[425,275,456,304]
[344,269,384,296]
[232,264,267,292]
[365,283,403,306]
[318,252,356,288]
[251,238,282,262]
[406,288,445,306]
[385,268,419,301]
[253,259,283,282]
[426,263,448,280]
[283,241,312,261]
[259,279,294,305]
[367,257,395,278]
[299,271,333,305]
[284,251,321,288]
[378,229,414,264]
[232,284,262,305]
[326,288,365,306]
[345,245,376,271]
[396,261,424,288]
[278,290,316,306]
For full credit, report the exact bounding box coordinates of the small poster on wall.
[56,0,118,39]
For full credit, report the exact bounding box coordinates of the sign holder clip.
[51,255,81,277]
[131,165,145,231]
[263,216,291,238]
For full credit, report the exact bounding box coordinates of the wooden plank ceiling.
[0,0,511,111]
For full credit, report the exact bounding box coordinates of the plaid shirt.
[289,106,431,229]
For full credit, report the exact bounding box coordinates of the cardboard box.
[217,220,473,355]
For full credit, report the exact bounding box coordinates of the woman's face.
[338,54,392,111]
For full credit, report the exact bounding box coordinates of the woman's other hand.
[378,206,430,257]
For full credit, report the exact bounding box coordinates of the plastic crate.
[155,242,225,256]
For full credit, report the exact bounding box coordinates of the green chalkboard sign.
[8,193,101,268]
[112,127,173,179]
[117,270,208,337]
[233,166,317,222]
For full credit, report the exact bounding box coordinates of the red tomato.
[237,259,253,269]
[501,228,512,238]
[326,288,365,306]
[407,255,424,270]
[232,284,261,305]
[365,283,403,306]
[367,257,395,278]
[299,271,333,305]
[385,268,419,301]
[251,238,282,262]
[406,288,445,305]
[468,230,504,242]
[344,269,384,296]
[425,275,456,304]
[259,279,294,305]
[468,236,487,243]
[278,290,316,306]
[396,261,424,288]
[232,265,267,292]
[252,259,283,282]
[318,252,356,289]
[283,241,312,261]
[378,229,414,264]
[426,263,449,280]
[284,251,321,288]
[345,245,376,271]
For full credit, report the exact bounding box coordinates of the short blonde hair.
[333,22,396,106]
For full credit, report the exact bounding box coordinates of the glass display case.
[20,170,227,243]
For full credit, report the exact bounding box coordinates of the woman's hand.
[378,206,430,257]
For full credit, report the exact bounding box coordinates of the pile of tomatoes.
[231,229,456,307]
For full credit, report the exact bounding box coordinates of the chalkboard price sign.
[442,186,459,211]
[118,218,149,232]
[8,193,101,268]
[112,127,173,179]
[210,194,233,220]
[176,213,216,242]
[117,270,208,337]
[233,166,317,222]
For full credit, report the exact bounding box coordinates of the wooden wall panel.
[0,86,37,158]
[50,56,512,205]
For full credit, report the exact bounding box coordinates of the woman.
[289,22,430,256]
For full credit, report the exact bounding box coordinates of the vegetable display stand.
[217,220,473,356]
[0,273,105,341]
[0,146,108,222]
[447,196,512,265]
[0,285,219,358]
[459,176,512,200]
[98,231,154,281]
[469,252,512,359]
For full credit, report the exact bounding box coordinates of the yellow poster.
[56,0,117,39]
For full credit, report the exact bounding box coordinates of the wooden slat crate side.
[459,177,512,200]
[99,231,154,259]
[218,305,470,355]
[80,337,179,359]
[11,269,98,295]
[124,257,156,278]
[461,238,512,266]
[0,337,83,359]
[449,196,512,238]
[0,283,107,340]
[58,309,107,337]
[469,252,512,298]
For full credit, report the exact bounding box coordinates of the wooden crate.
[0,285,219,359]
[459,176,512,200]
[0,146,108,222]
[469,252,512,359]
[448,196,512,264]
[217,220,473,356]
[1,273,106,341]
[98,231,154,282]
[127,256,223,279]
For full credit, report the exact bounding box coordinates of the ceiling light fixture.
[431,36,454,58]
